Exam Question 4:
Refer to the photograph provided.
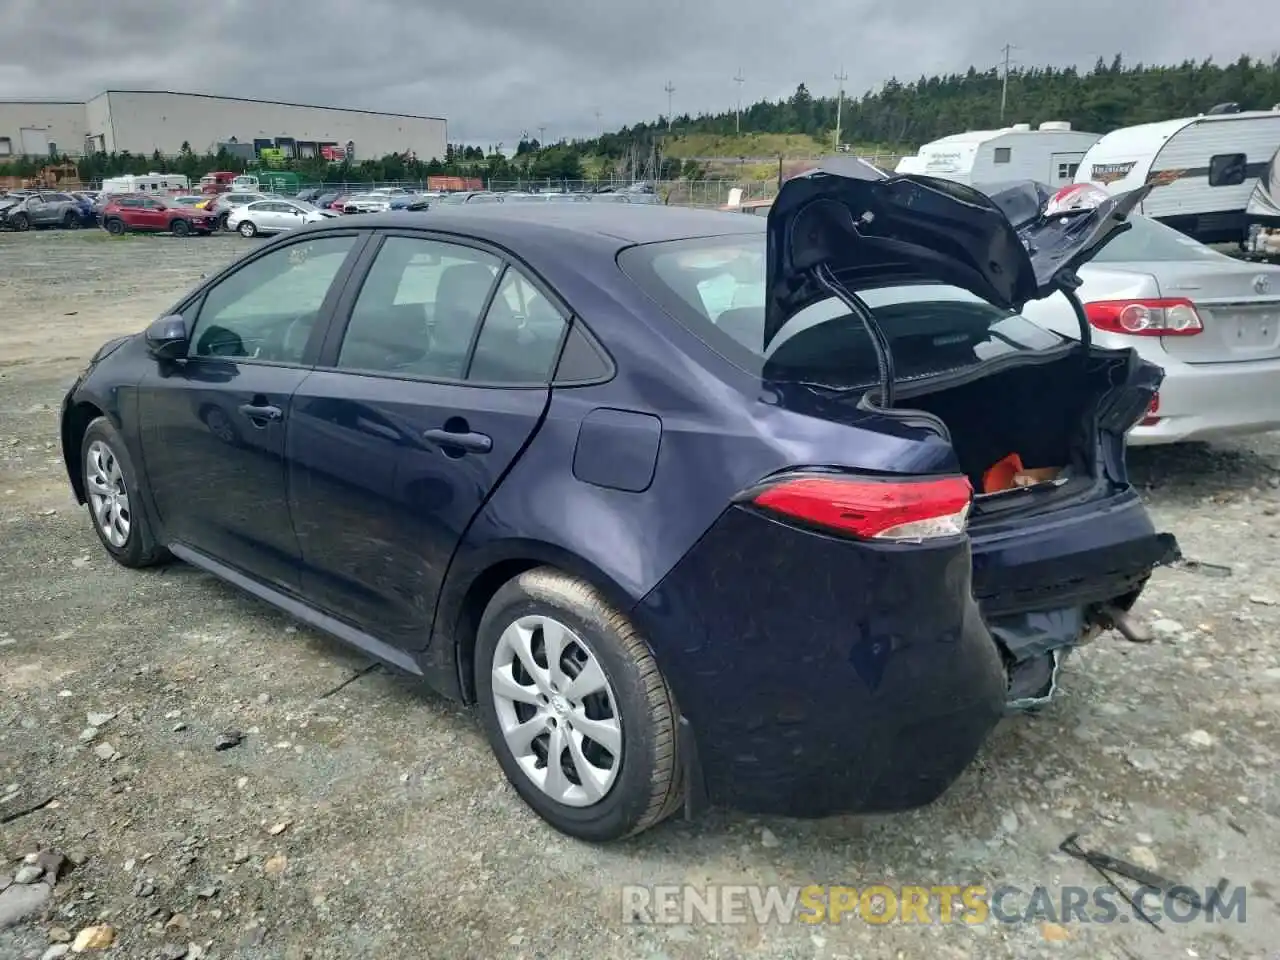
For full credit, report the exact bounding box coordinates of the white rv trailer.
[1075,108,1280,244]
[100,172,191,196]
[1243,144,1280,258]
[893,122,1100,187]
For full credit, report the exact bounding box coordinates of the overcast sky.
[1,0,1277,147]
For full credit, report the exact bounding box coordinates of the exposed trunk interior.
[900,349,1131,491]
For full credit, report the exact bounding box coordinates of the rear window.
[619,234,1063,388]
[1090,215,1226,263]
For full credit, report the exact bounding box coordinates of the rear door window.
[335,236,501,379]
[468,268,569,384]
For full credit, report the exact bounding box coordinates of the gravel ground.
[1,229,1278,960]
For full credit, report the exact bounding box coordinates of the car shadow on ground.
[1128,440,1280,503]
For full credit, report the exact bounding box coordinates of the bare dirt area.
[2,230,1279,960]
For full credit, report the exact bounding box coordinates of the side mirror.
[145,315,189,361]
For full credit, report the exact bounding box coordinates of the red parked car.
[100,195,217,236]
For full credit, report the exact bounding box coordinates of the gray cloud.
[1,0,1277,146]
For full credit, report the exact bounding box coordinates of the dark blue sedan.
[60,164,1178,841]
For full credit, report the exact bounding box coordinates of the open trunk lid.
[764,161,1150,349]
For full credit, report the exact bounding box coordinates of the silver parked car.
[225,199,335,237]
[1019,215,1280,445]
[0,190,87,231]
[207,191,270,229]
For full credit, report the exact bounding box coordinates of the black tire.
[475,568,683,842]
[10,212,29,232]
[80,417,169,568]
[218,211,230,231]
[104,218,126,236]
[171,218,191,237]
[238,220,257,238]
[63,211,80,230]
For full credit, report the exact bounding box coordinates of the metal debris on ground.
[1169,557,1233,578]
[1058,831,1230,932]
[317,662,381,699]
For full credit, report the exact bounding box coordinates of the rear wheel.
[171,218,191,237]
[238,220,257,238]
[104,218,126,236]
[475,568,683,842]
[63,211,80,229]
[10,212,29,232]
[80,417,169,568]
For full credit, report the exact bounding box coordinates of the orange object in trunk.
[983,453,1025,494]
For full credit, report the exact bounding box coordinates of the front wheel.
[475,568,683,842]
[171,218,191,237]
[80,418,169,568]
[238,220,257,238]
[9,213,29,232]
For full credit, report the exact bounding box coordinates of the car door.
[25,194,51,224]
[286,232,567,650]
[136,231,367,590]
[132,197,164,230]
[270,202,306,232]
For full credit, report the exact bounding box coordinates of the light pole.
[664,81,676,130]
[833,66,848,152]
[1000,43,1017,123]
[734,70,745,134]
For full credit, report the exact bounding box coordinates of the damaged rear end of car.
[759,165,1181,713]
[625,165,1181,819]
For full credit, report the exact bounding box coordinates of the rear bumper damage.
[971,485,1180,711]
[641,490,1179,817]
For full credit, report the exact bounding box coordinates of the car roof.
[303,203,765,251]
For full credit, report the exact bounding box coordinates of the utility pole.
[594,109,602,139]
[833,66,848,152]
[664,81,676,130]
[1000,43,1016,124]
[538,125,547,146]
[733,70,745,134]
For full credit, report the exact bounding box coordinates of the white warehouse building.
[0,90,447,162]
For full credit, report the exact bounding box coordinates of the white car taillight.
[1083,298,1204,336]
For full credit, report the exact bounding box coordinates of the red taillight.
[1084,298,1203,336]
[1139,392,1161,427]
[750,474,973,542]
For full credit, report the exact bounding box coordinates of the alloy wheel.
[85,440,131,548]
[490,615,623,806]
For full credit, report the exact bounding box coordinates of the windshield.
[1089,215,1226,263]
[619,233,1065,387]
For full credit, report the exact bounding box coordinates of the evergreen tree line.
[582,53,1280,156]
[0,139,589,185]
